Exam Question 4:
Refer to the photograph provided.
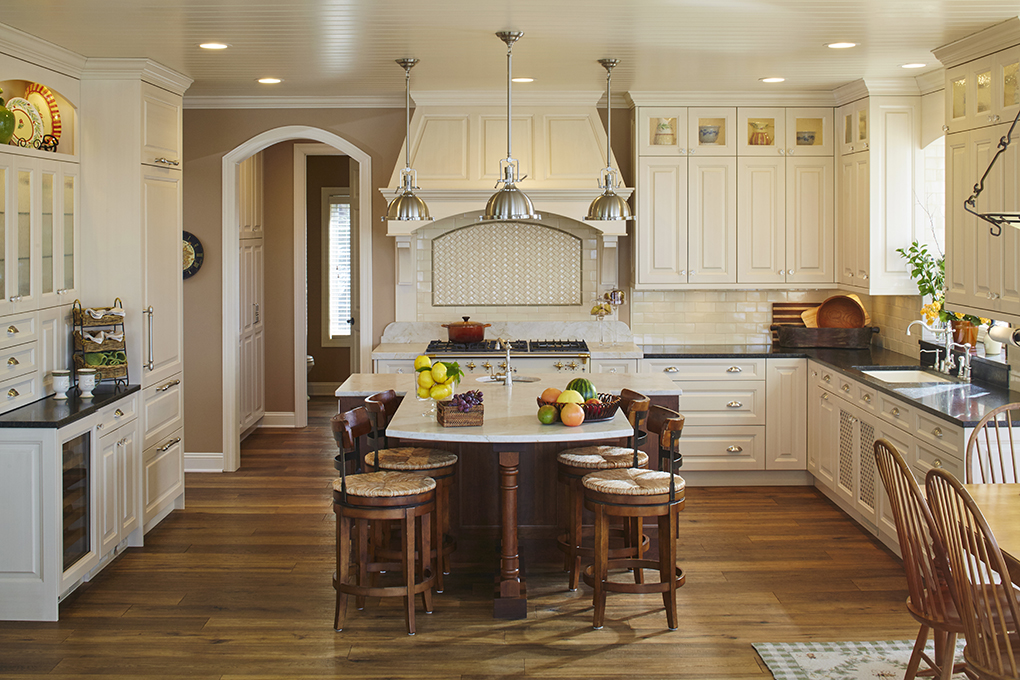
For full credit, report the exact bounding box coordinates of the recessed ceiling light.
[199,42,230,50]
[760,77,785,83]
[511,77,534,83]
[827,42,857,49]
[257,77,282,84]
[901,63,927,69]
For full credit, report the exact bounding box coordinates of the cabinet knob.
[664,366,678,374]
[788,269,794,275]
[726,366,742,373]
[688,148,696,155]
[726,445,743,453]
[863,393,871,403]
[861,142,868,149]
[114,409,124,417]
[841,384,851,392]
[609,367,617,373]
[396,368,404,374]
[942,124,950,132]
[679,270,686,276]
[822,393,829,401]
[6,326,17,335]
[787,149,795,155]
[823,374,831,382]
[891,407,900,417]
[811,371,818,377]
[6,388,17,398]
[6,357,17,366]
[932,426,943,438]
[778,149,786,156]
[933,458,943,469]
[726,400,743,408]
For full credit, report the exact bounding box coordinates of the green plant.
[896,241,988,326]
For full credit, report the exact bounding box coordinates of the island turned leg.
[494,447,527,619]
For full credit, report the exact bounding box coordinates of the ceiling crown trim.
[184,95,405,109]
[933,16,1020,68]
[0,23,87,77]
[82,58,192,94]
[625,90,837,107]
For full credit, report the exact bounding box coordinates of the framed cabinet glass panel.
[62,172,76,294]
[636,107,689,156]
[997,46,1020,124]
[786,108,833,156]
[16,168,32,304]
[0,160,8,315]
[41,168,55,298]
[737,108,784,156]
[688,107,736,156]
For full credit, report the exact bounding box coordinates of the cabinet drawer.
[98,394,139,432]
[810,363,838,391]
[677,380,764,426]
[676,425,765,471]
[143,376,182,450]
[912,441,963,481]
[835,375,856,400]
[0,313,37,352]
[877,393,913,433]
[0,341,37,382]
[0,373,41,414]
[641,358,764,381]
[374,359,414,375]
[143,428,183,524]
[855,383,878,413]
[591,359,638,374]
[914,411,964,457]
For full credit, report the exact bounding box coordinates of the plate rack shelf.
[71,299,128,386]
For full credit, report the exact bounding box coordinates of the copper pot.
[442,316,491,343]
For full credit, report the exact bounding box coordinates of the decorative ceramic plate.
[7,97,44,146]
[183,231,204,279]
[24,83,61,142]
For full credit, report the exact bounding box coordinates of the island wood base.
[494,447,528,619]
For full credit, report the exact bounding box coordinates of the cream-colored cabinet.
[141,82,182,168]
[765,358,806,470]
[97,398,141,560]
[945,47,1020,135]
[239,238,265,432]
[737,107,833,157]
[636,106,736,157]
[239,152,264,239]
[688,157,737,285]
[590,358,638,374]
[838,98,869,156]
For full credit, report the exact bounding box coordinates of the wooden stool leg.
[334,511,351,632]
[420,511,434,614]
[402,509,416,635]
[433,481,445,593]
[356,520,369,610]
[629,518,644,585]
[568,478,584,590]
[440,479,452,576]
[592,503,609,630]
[659,509,678,631]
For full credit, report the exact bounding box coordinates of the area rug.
[753,639,968,679]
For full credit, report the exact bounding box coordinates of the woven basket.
[73,298,126,327]
[536,393,621,422]
[73,331,126,353]
[73,353,128,381]
[436,401,483,427]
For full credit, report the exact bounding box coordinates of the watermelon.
[565,377,597,401]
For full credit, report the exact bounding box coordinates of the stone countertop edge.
[642,344,1019,428]
[336,372,680,398]
[372,342,644,360]
[0,384,141,429]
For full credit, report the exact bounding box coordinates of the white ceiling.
[3,1,1019,102]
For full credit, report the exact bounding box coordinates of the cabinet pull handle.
[726,401,742,408]
[942,124,950,132]
[254,302,260,323]
[6,325,18,335]
[114,409,124,417]
[7,295,21,303]
[7,388,18,398]
[862,393,871,403]
[154,157,180,167]
[932,426,943,438]
[609,367,617,373]
[157,379,181,392]
[664,366,678,374]
[6,357,17,366]
[143,306,154,370]
[158,436,182,452]
[726,445,743,453]
[726,366,742,373]
[811,371,818,377]
[841,384,851,392]
[821,393,829,401]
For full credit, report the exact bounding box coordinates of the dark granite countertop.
[641,344,1019,428]
[0,384,140,429]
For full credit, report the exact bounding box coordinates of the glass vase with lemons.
[414,355,462,417]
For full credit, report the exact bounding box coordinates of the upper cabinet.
[737,107,833,157]
[838,98,869,156]
[944,47,1020,135]
[636,107,736,156]
[140,82,182,169]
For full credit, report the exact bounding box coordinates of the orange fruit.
[560,402,585,427]
[540,387,562,404]
[537,404,558,424]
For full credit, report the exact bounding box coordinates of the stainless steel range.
[424,339,591,376]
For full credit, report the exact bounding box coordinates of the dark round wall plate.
[183,231,204,279]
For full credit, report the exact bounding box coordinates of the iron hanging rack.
[963,106,1020,237]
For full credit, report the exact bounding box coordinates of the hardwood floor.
[0,397,919,679]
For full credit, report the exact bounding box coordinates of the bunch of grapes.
[450,390,483,413]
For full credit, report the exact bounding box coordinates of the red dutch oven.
[442,317,491,343]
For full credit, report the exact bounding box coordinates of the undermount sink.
[857,368,954,384]
[475,375,541,383]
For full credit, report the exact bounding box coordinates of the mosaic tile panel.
[432,222,582,306]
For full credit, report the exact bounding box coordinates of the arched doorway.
[220,126,373,471]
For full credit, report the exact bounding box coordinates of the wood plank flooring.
[0,398,920,679]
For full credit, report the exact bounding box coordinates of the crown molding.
[184,94,404,109]
[915,69,945,96]
[0,24,87,77]
[410,90,603,107]
[82,58,192,95]
[933,17,1020,69]
[624,90,837,108]
[832,78,920,106]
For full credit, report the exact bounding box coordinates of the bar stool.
[364,390,458,592]
[555,389,651,590]
[581,405,685,630]
[331,407,437,635]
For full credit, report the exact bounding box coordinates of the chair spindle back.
[646,404,685,501]
[331,407,372,498]
[965,402,1020,484]
[619,388,651,468]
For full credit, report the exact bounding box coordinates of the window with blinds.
[323,191,352,345]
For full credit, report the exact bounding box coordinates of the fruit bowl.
[537,393,621,422]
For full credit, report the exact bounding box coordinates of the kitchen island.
[336,372,680,618]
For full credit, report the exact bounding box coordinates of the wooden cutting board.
[801,294,871,328]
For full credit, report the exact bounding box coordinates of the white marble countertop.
[371,341,643,361]
[335,372,681,398]
[383,380,634,444]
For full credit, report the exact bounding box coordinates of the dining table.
[383,378,636,619]
[965,483,1020,583]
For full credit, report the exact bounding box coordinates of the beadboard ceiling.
[3,1,1020,103]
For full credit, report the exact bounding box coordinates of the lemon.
[417,386,431,399]
[444,376,456,386]
[430,362,448,384]
[430,383,452,400]
[556,389,584,404]
[417,370,434,388]
[414,355,432,371]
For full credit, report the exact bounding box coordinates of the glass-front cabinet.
[687,107,736,156]
[738,108,832,156]
[945,47,1020,134]
[636,107,736,156]
[838,99,869,155]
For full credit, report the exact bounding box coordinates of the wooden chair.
[873,439,967,680]
[555,388,651,590]
[965,403,1020,484]
[926,467,1020,680]
[331,407,437,635]
[363,390,458,593]
[581,404,685,630]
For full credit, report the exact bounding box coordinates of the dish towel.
[85,306,125,319]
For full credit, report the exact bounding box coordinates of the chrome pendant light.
[386,58,431,221]
[483,31,540,221]
[587,59,633,221]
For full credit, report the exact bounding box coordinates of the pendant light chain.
[386,58,431,221]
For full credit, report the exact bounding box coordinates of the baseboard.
[184,452,224,473]
[309,382,340,397]
[260,411,297,428]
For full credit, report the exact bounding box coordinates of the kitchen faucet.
[498,337,514,387]
[947,342,972,381]
[906,320,954,374]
